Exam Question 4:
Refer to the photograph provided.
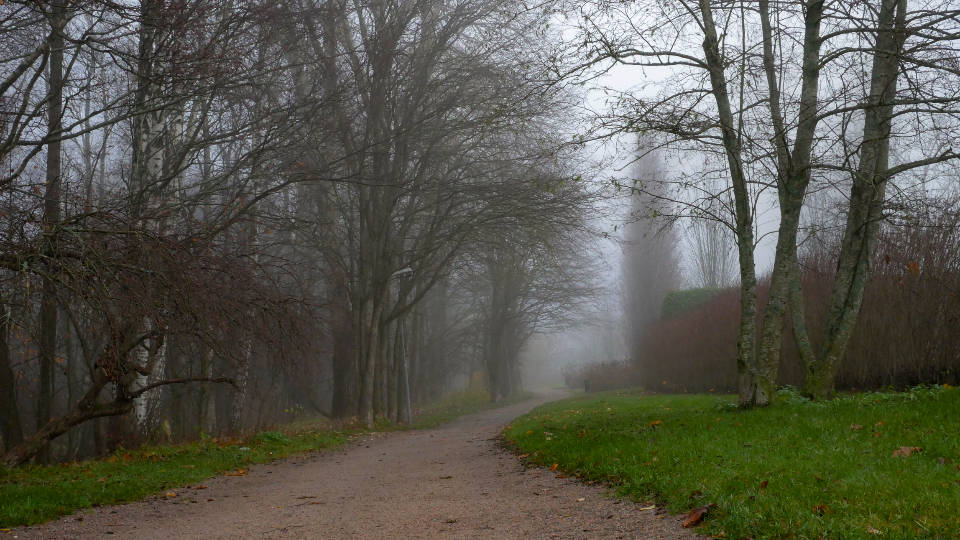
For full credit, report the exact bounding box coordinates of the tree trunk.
[358,298,383,427]
[36,0,67,463]
[64,312,79,459]
[229,339,252,433]
[0,305,23,452]
[484,329,498,402]
[397,318,411,424]
[699,0,761,407]
[805,0,906,399]
[331,302,357,418]
[3,376,130,468]
[408,308,422,407]
[787,258,817,371]
[198,347,218,434]
[751,0,825,405]
[755,205,803,401]
[133,319,166,435]
[385,321,397,422]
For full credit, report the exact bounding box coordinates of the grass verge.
[0,427,349,529]
[1,388,528,528]
[502,386,960,539]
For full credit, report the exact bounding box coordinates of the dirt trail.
[13,392,700,539]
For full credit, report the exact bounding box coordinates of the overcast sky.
[581,62,780,284]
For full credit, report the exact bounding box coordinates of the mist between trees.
[0,0,605,468]
[560,1,960,402]
[4,0,960,470]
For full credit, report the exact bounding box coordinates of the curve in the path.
[13,392,701,539]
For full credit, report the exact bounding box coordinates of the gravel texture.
[10,392,703,539]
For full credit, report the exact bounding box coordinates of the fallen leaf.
[892,446,923,457]
[638,505,656,511]
[759,480,768,489]
[875,421,886,427]
[550,463,559,471]
[682,504,714,528]
[850,424,863,431]
[873,432,882,437]
[164,491,177,498]
[649,420,663,427]
[225,468,248,476]
[576,497,585,502]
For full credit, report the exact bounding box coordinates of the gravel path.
[11,392,701,539]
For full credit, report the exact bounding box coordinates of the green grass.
[503,386,960,539]
[0,387,528,528]
[0,426,349,528]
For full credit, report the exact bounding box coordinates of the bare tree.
[464,184,599,402]
[0,0,601,465]
[685,216,736,290]
[553,0,960,404]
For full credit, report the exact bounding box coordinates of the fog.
[3,0,960,468]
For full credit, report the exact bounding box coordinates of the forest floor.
[6,391,699,539]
